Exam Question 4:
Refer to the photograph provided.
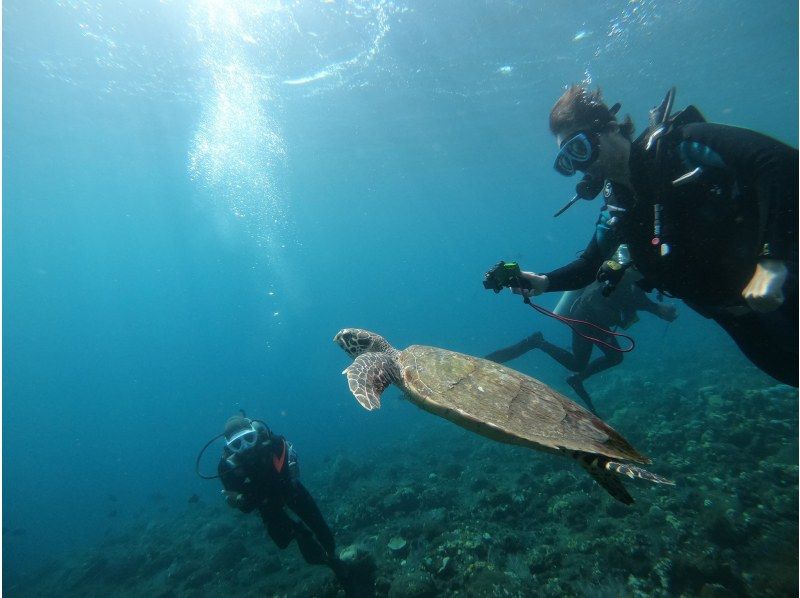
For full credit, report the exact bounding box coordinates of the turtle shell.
[397,345,647,463]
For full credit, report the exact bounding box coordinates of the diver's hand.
[511,271,549,297]
[221,490,244,508]
[742,259,787,313]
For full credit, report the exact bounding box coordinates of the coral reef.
[7,354,797,597]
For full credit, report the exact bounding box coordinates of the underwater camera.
[482,261,532,293]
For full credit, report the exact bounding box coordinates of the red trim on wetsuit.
[273,439,286,473]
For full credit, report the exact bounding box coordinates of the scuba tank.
[553,289,582,316]
[644,87,708,259]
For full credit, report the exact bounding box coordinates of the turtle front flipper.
[343,353,395,411]
[575,453,675,505]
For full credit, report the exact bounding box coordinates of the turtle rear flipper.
[605,460,675,486]
[575,453,675,505]
[577,455,634,505]
[344,353,395,411]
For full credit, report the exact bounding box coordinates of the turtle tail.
[574,453,674,505]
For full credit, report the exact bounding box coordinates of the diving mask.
[554,131,600,176]
[226,427,259,454]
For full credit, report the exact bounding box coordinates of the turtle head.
[334,328,392,357]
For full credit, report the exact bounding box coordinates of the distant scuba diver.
[196,413,375,597]
[496,85,798,387]
[485,267,677,413]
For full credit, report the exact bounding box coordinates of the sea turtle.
[334,328,673,504]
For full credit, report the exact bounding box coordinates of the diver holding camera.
[483,251,631,299]
[483,260,676,413]
[486,85,797,387]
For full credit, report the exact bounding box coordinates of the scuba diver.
[211,414,375,596]
[503,85,798,387]
[486,267,677,414]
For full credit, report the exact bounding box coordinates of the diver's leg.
[287,481,336,558]
[565,376,599,414]
[484,332,544,363]
[291,520,331,565]
[259,504,295,550]
[287,483,375,596]
[706,269,798,387]
[713,306,798,387]
[579,335,623,381]
[536,331,590,372]
[563,333,604,414]
[260,499,331,565]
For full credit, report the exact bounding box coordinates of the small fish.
[573,30,593,42]
[497,65,513,75]
[188,494,200,504]
[107,510,118,518]
[150,492,166,503]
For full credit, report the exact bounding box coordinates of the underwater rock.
[183,569,214,590]
[330,455,358,491]
[375,576,392,595]
[469,476,490,491]
[9,361,798,598]
[463,562,513,595]
[166,559,197,584]
[387,570,437,598]
[330,455,374,489]
[387,536,409,557]
[436,556,454,578]
[483,490,512,508]
[261,556,282,574]
[204,522,235,540]
[528,546,562,575]
[140,551,173,577]
[106,552,147,582]
[497,533,525,554]
[69,555,109,588]
[418,508,448,541]
[340,544,360,562]
[211,539,247,571]
[441,462,463,480]
[699,582,731,598]
[705,512,744,547]
[383,487,419,513]
[420,486,456,509]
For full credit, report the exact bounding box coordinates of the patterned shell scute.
[398,345,645,462]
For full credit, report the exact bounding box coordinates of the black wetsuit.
[218,433,335,566]
[545,120,798,386]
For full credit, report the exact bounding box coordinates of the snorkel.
[553,173,606,217]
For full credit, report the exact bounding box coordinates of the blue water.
[3,0,797,585]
